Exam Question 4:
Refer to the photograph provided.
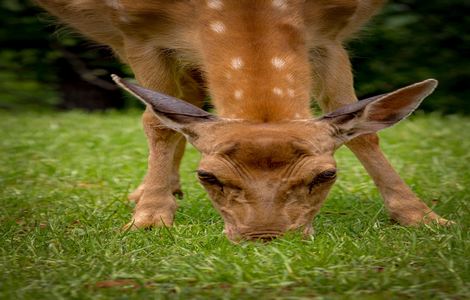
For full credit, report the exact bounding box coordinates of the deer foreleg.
[123,49,181,229]
[124,47,205,229]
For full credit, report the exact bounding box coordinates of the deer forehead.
[197,122,337,177]
[217,139,310,170]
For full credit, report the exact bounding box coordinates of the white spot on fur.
[271,57,286,69]
[231,57,244,69]
[207,0,223,10]
[287,89,295,97]
[273,87,283,96]
[106,0,122,9]
[272,0,287,9]
[294,113,301,119]
[234,89,243,100]
[119,14,130,23]
[210,21,226,33]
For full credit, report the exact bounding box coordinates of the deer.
[36,0,452,242]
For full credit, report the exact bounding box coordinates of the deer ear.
[112,75,217,134]
[320,79,438,143]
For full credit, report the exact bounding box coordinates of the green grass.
[0,111,469,299]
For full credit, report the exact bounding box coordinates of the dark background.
[0,0,468,113]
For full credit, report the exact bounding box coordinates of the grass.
[0,110,469,299]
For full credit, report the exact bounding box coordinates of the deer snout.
[242,231,283,242]
[223,225,284,242]
[236,224,313,242]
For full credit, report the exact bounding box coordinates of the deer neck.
[197,0,312,122]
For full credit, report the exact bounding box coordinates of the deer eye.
[197,170,223,189]
[309,169,337,192]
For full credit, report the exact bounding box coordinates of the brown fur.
[36,0,451,241]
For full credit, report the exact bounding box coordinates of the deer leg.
[122,49,182,229]
[125,52,205,228]
[125,110,183,229]
[311,44,451,226]
[128,123,186,203]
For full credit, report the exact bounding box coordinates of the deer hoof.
[391,210,454,227]
[123,201,177,231]
[122,213,175,231]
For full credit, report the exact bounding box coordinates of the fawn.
[37,0,451,241]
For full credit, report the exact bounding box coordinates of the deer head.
[113,75,437,242]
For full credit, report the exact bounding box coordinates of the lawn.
[0,111,469,299]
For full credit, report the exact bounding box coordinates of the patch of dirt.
[93,279,141,289]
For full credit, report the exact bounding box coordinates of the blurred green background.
[0,0,468,113]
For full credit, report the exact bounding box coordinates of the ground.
[0,111,469,299]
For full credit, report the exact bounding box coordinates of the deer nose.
[243,231,282,242]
